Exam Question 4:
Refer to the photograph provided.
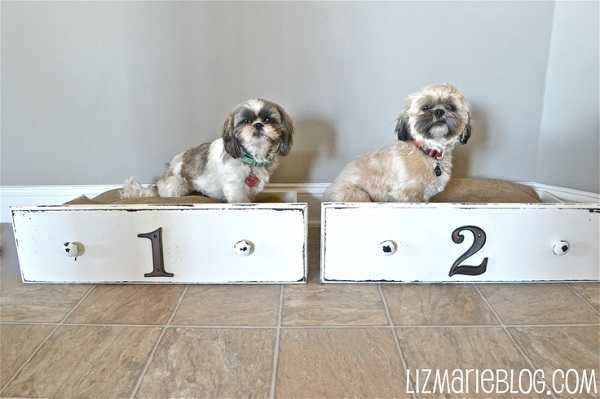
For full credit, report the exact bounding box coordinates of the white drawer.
[11,203,307,284]
[321,203,599,282]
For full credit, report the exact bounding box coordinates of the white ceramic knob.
[552,240,570,256]
[379,240,397,256]
[234,240,254,256]
[63,242,81,257]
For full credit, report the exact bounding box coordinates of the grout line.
[165,285,189,327]
[129,284,190,399]
[27,322,598,329]
[60,284,98,323]
[565,283,600,316]
[364,323,600,328]
[0,283,97,394]
[472,284,506,327]
[57,323,280,329]
[269,285,285,399]
[471,284,558,398]
[377,284,416,399]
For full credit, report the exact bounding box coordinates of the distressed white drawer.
[321,202,599,283]
[11,203,307,284]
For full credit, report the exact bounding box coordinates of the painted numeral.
[138,227,174,277]
[449,226,488,277]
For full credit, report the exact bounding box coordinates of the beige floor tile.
[1,325,161,398]
[0,283,92,323]
[509,326,600,398]
[1,225,92,323]
[281,283,389,326]
[1,223,21,291]
[66,284,185,325]
[276,328,409,398]
[569,283,600,312]
[307,227,321,281]
[172,285,281,326]
[477,284,599,325]
[0,324,55,388]
[382,284,499,326]
[397,327,540,398]
[136,327,275,398]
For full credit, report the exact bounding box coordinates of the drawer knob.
[552,240,570,256]
[63,241,83,258]
[379,240,397,256]
[234,240,254,256]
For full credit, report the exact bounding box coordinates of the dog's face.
[222,99,294,160]
[395,84,471,147]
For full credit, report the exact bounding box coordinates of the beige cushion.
[66,178,541,206]
[431,178,541,203]
[65,189,284,205]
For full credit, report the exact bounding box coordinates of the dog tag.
[434,163,442,177]
[245,175,259,187]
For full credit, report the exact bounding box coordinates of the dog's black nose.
[434,109,445,118]
[254,123,264,130]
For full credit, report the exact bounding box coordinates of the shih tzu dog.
[121,99,294,203]
[323,83,471,202]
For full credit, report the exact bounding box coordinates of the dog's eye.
[446,104,457,112]
[421,105,430,112]
[241,119,251,125]
[263,118,272,124]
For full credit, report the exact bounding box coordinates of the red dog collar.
[411,140,444,159]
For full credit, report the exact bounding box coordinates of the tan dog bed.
[66,190,284,205]
[66,178,541,205]
[430,178,541,203]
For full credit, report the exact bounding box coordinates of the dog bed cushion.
[65,178,540,205]
[430,178,541,203]
[65,189,284,205]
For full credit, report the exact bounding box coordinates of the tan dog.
[323,84,471,202]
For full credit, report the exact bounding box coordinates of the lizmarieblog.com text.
[406,368,597,396]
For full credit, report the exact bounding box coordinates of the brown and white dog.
[323,84,471,202]
[122,99,294,203]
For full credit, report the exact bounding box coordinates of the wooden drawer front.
[321,204,599,282]
[12,204,306,283]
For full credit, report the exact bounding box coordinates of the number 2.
[448,226,488,277]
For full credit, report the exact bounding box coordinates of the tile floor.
[1,224,598,398]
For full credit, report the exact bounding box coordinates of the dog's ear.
[276,105,295,156]
[222,110,241,158]
[460,112,472,145]
[394,105,411,141]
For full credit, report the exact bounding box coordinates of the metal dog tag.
[245,175,259,187]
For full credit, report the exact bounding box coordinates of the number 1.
[138,227,174,277]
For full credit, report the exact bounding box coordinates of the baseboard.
[1,182,597,224]
[526,182,600,203]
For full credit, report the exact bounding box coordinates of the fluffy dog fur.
[323,84,471,202]
[121,99,294,203]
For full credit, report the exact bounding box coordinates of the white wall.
[537,0,599,193]
[1,1,597,192]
